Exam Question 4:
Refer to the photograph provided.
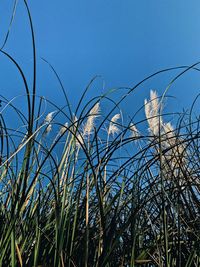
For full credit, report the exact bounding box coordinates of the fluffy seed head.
[59,122,68,135]
[45,111,56,123]
[108,113,121,136]
[83,102,100,136]
[45,124,52,134]
[144,90,162,135]
[130,123,140,138]
[162,122,174,140]
[76,133,84,148]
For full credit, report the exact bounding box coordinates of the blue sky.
[1,0,200,119]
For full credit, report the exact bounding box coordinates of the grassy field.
[0,1,200,266]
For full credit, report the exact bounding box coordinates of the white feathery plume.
[45,124,52,135]
[150,90,160,116]
[75,103,100,148]
[144,91,188,179]
[45,111,56,124]
[161,122,186,178]
[162,122,174,141]
[163,122,173,133]
[164,123,185,162]
[161,122,175,160]
[59,122,69,135]
[144,90,162,135]
[108,113,121,136]
[76,133,84,148]
[83,102,100,136]
[72,115,79,132]
[70,115,83,148]
[130,123,140,138]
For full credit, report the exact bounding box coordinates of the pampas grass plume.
[45,111,56,123]
[83,102,100,136]
[108,113,121,136]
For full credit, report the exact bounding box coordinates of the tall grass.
[1,1,200,266]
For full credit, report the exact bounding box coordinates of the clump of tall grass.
[1,1,200,267]
[1,86,200,267]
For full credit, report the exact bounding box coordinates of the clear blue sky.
[1,0,200,118]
